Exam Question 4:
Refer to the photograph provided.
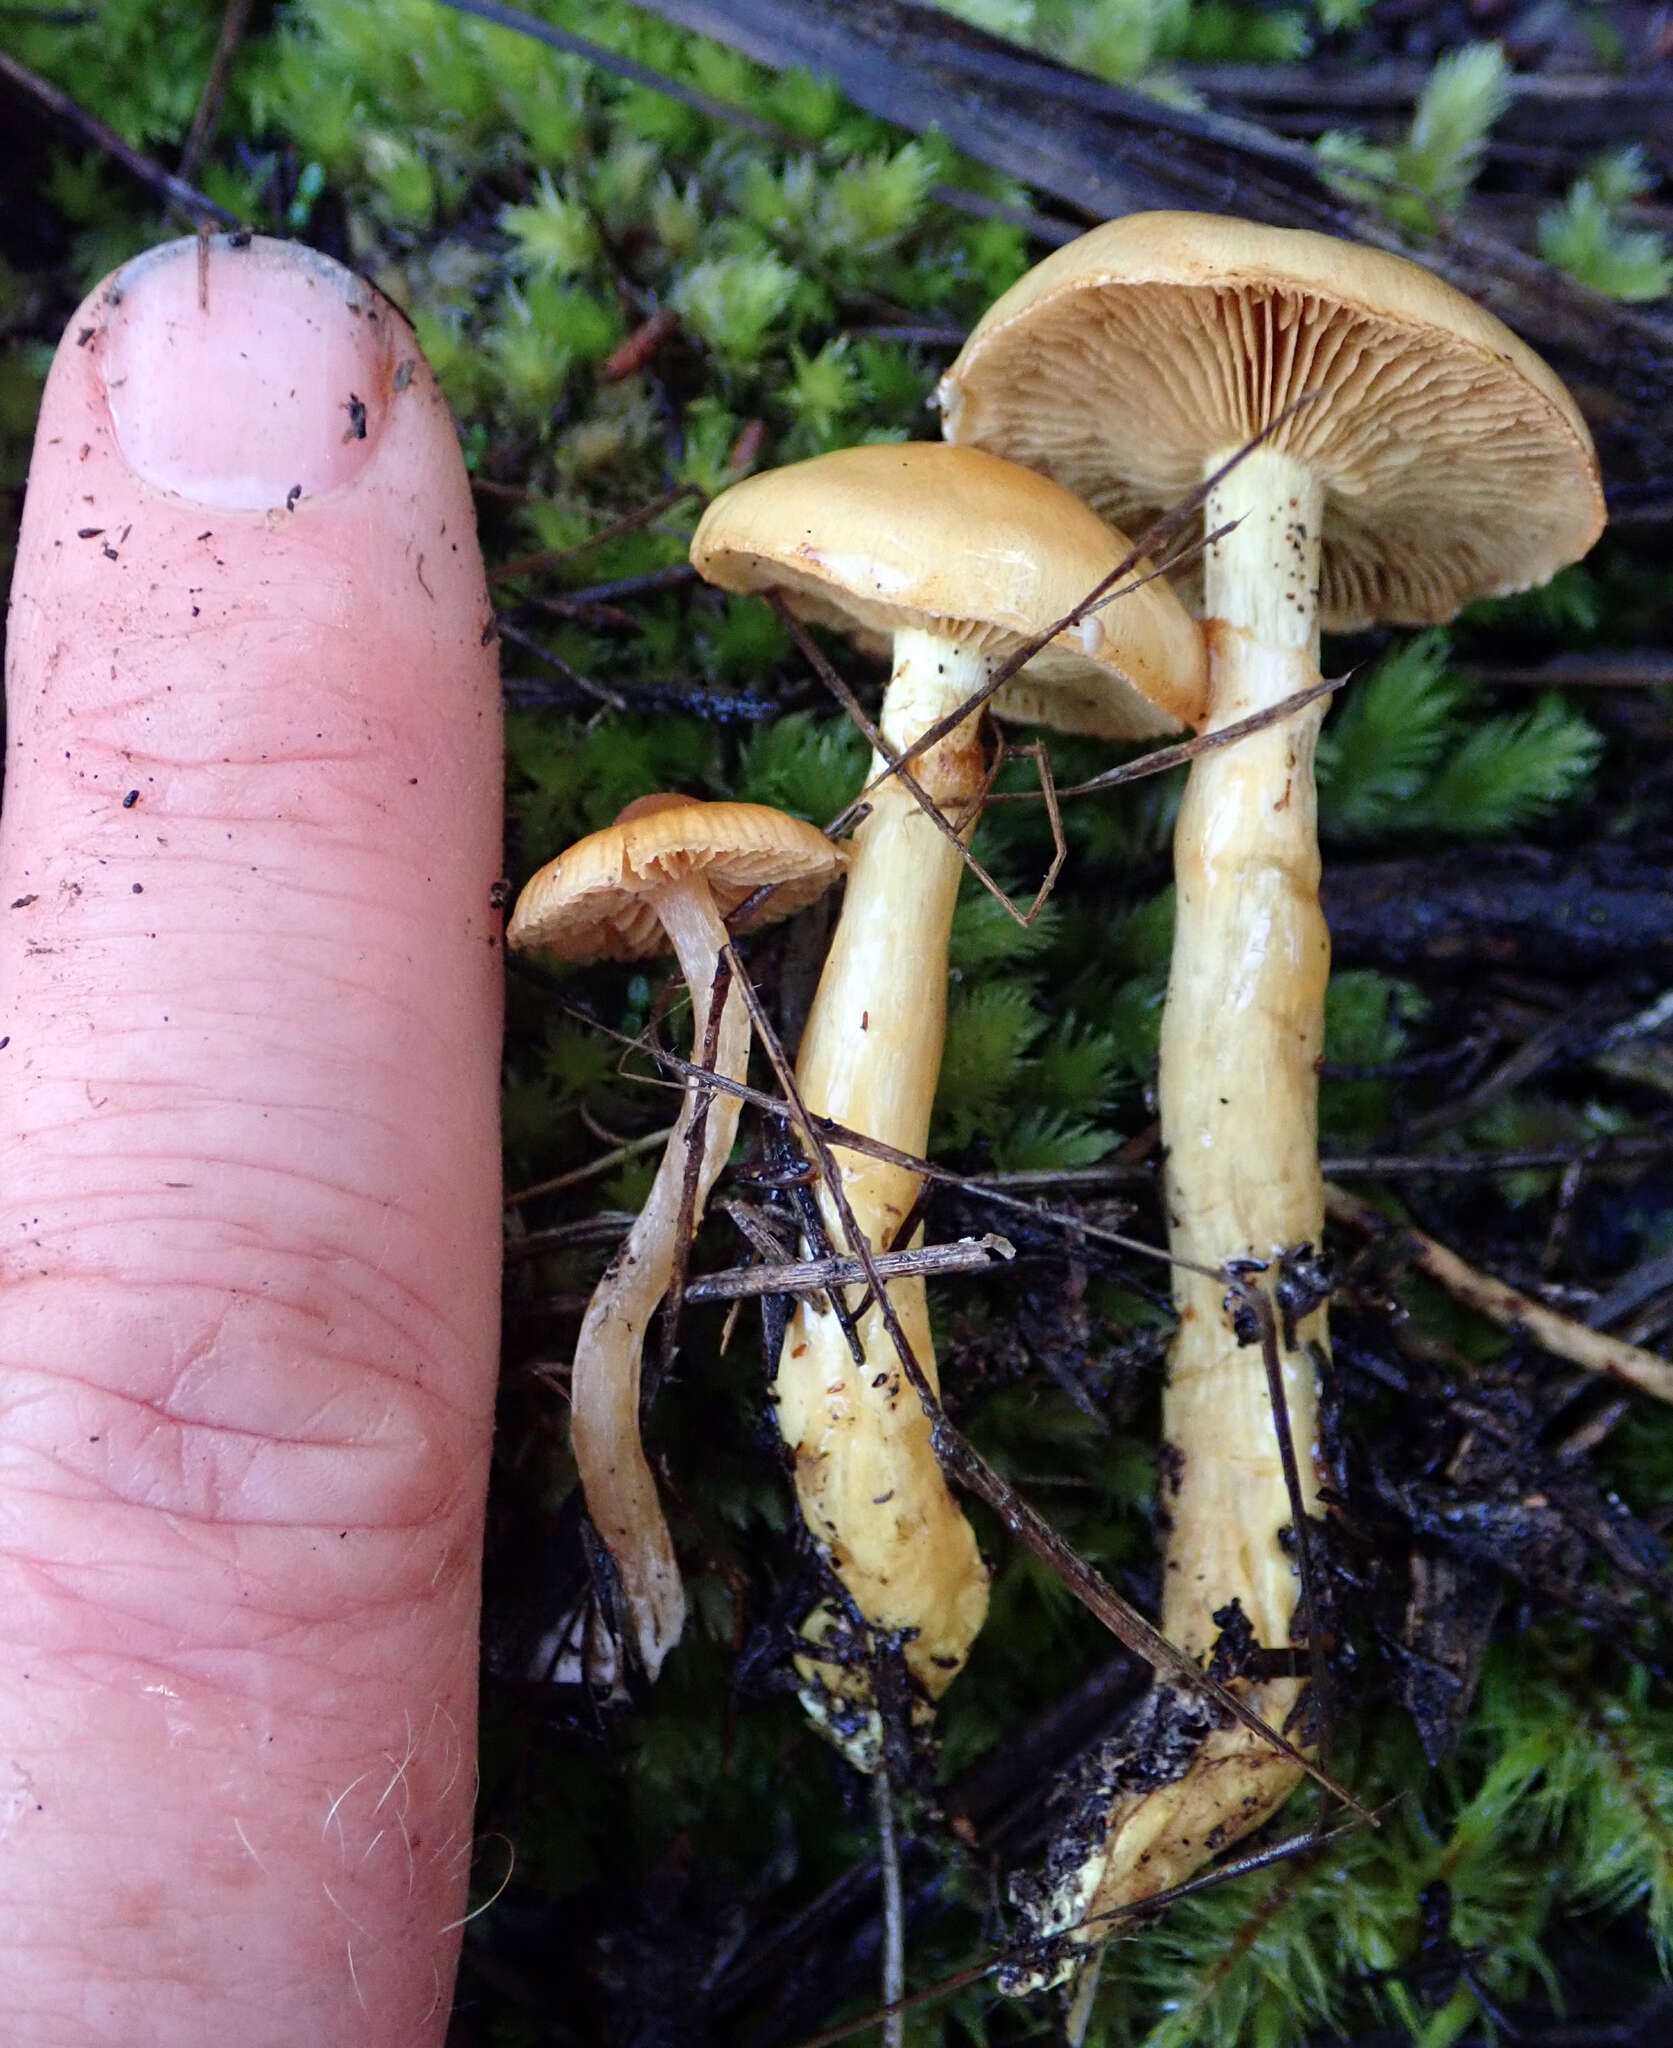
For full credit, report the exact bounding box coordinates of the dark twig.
[1252,1264,1328,1711]
[720,947,1365,1814]
[491,485,702,583]
[495,619,627,710]
[1320,1136,1673,1178]
[949,1132,1673,1190]
[177,0,253,184]
[875,1765,906,2048]
[437,0,1082,248]
[1467,653,1673,689]
[0,47,240,226]
[517,982,1673,1276]
[526,564,698,608]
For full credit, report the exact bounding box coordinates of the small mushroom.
[508,794,846,1681]
[939,213,1605,1968]
[692,443,1205,1765]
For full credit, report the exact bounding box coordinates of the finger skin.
[0,238,501,2044]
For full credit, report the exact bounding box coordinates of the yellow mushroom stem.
[1012,447,1331,1980]
[570,874,750,1683]
[772,627,994,1768]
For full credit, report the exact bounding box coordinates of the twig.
[1319,1136,1673,1178]
[618,0,1673,497]
[520,564,698,608]
[681,1234,1016,1303]
[0,47,240,226]
[495,619,627,710]
[1324,1183,1673,1407]
[516,982,1673,1263]
[770,599,1038,927]
[503,1124,677,1207]
[1406,1009,1578,1140]
[490,485,702,582]
[1467,654,1673,689]
[991,676,1346,804]
[1586,1243,1673,1333]
[833,400,1325,819]
[437,0,1082,247]
[1064,1947,1106,2048]
[177,0,253,184]
[721,947,1365,1815]
[505,1213,638,1265]
[875,1766,905,2048]
[779,1804,1376,2048]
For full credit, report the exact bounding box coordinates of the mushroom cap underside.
[509,798,846,963]
[938,212,1605,632]
[691,442,1206,737]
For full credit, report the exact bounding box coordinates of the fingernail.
[99,235,395,510]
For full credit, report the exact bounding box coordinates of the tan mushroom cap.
[690,442,1206,739]
[938,212,1606,632]
[508,795,847,964]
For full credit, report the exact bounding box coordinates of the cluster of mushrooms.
[509,213,1605,1986]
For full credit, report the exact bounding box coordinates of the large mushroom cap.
[508,796,846,964]
[937,212,1605,632]
[690,442,1206,738]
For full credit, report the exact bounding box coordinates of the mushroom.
[691,443,1206,1765]
[508,794,847,1682]
[938,214,1605,1965]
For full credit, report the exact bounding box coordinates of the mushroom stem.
[1006,451,1333,1982]
[1161,446,1329,1669]
[569,875,750,1681]
[772,629,994,1763]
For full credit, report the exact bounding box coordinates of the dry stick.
[875,1766,906,2048]
[721,946,1366,1815]
[495,619,627,710]
[521,983,1237,1271]
[683,1235,1016,1304]
[955,1131,1673,1189]
[1469,654,1673,689]
[653,955,734,1389]
[177,0,253,183]
[492,485,702,583]
[829,532,1222,841]
[0,46,240,226]
[768,602,1019,925]
[437,0,1080,245]
[780,1805,1377,2048]
[1319,1136,1673,1179]
[531,562,698,608]
[504,1124,677,1207]
[715,1194,797,1270]
[1324,1183,1673,1407]
[774,606,1069,929]
[999,675,1345,803]
[863,398,1324,802]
